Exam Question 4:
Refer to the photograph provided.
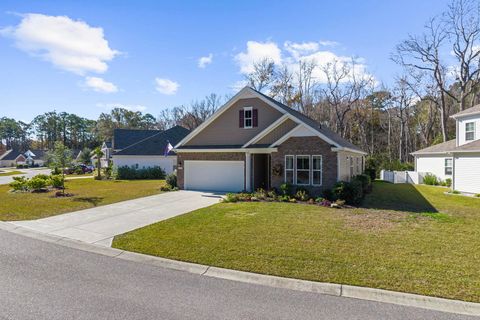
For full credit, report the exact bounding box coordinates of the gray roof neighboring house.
[254,89,365,152]
[412,138,480,155]
[0,149,48,161]
[113,129,162,150]
[114,126,190,156]
[451,104,480,118]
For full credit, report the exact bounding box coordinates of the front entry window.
[296,156,310,185]
[285,155,294,184]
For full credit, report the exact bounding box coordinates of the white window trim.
[465,122,475,141]
[295,155,311,186]
[284,155,294,184]
[445,158,453,176]
[312,155,323,186]
[244,106,253,129]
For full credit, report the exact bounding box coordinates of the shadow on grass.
[73,196,104,207]
[361,181,437,213]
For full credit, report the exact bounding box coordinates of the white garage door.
[454,154,480,194]
[184,160,244,192]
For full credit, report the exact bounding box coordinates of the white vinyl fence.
[380,170,426,184]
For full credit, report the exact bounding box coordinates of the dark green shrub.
[353,174,372,194]
[9,176,28,192]
[280,183,292,195]
[423,173,439,186]
[165,172,177,187]
[49,175,64,189]
[445,178,452,188]
[27,176,48,191]
[332,180,364,206]
[115,166,166,180]
[223,193,239,202]
[322,188,335,201]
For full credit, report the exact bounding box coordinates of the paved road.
[0,230,476,320]
[9,191,222,246]
[0,168,51,184]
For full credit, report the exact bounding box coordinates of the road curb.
[1,221,479,317]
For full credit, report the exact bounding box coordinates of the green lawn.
[113,182,480,302]
[0,170,23,176]
[0,179,165,221]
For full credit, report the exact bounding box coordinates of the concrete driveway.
[9,190,221,246]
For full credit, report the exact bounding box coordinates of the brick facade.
[270,136,338,196]
[176,152,245,189]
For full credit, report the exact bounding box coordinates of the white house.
[111,126,190,175]
[412,105,480,194]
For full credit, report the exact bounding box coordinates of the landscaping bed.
[113,181,480,303]
[0,178,166,221]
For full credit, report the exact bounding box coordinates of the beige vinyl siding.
[185,98,283,146]
[256,119,298,145]
[454,153,480,194]
[337,151,364,181]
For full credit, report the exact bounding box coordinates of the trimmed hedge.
[115,166,166,180]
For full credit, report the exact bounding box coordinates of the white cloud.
[96,103,146,112]
[234,39,374,85]
[234,41,282,74]
[1,13,118,75]
[84,77,118,93]
[155,78,179,95]
[318,40,339,47]
[198,53,213,68]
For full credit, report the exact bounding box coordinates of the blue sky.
[0,0,451,122]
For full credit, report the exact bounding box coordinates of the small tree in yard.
[92,147,104,180]
[47,141,73,195]
[78,147,92,165]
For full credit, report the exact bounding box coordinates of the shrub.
[322,188,335,201]
[51,167,61,175]
[445,178,452,188]
[423,173,439,186]
[34,174,50,180]
[353,174,372,194]
[103,163,113,179]
[254,188,267,200]
[475,194,480,198]
[27,176,48,191]
[223,193,239,203]
[289,197,297,203]
[74,166,84,175]
[160,184,173,192]
[49,175,64,189]
[9,176,28,192]
[332,179,364,205]
[279,195,290,202]
[295,189,309,201]
[165,172,177,188]
[280,183,292,195]
[267,189,277,200]
[115,166,166,180]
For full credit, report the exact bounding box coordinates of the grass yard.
[113,181,480,302]
[0,179,165,221]
[0,170,23,176]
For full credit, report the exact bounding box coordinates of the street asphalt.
[0,229,477,320]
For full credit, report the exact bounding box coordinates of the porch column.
[245,152,252,192]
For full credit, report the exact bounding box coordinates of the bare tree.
[245,58,276,92]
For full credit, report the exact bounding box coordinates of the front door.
[252,154,270,191]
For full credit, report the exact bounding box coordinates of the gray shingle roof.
[451,104,480,118]
[253,88,365,152]
[412,138,480,154]
[113,129,162,150]
[114,126,190,156]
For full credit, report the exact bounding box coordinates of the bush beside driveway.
[0,179,166,221]
[113,182,480,303]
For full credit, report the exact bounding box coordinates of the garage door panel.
[455,155,480,194]
[184,160,244,192]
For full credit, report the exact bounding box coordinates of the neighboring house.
[412,105,480,194]
[174,86,366,193]
[0,149,47,167]
[111,126,190,174]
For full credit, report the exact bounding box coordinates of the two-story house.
[412,105,480,194]
[174,86,366,193]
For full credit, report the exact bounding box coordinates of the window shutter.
[252,109,258,127]
[239,110,244,128]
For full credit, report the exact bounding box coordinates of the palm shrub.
[423,173,439,186]
[9,176,28,192]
